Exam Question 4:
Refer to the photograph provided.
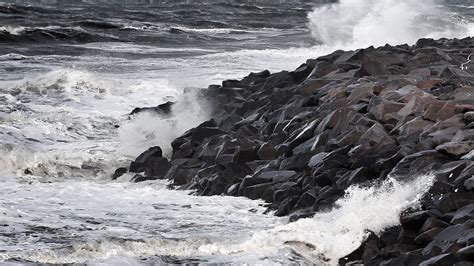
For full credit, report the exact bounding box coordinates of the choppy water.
[0,0,473,264]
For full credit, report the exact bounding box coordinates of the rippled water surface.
[0,0,473,264]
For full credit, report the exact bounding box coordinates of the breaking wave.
[308,0,474,48]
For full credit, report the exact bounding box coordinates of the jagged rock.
[148,157,172,178]
[389,150,451,178]
[436,141,474,157]
[401,210,440,231]
[420,217,450,233]
[432,192,474,213]
[131,174,149,183]
[129,101,174,116]
[125,37,474,265]
[456,245,474,261]
[257,142,277,160]
[423,222,474,256]
[419,253,460,266]
[415,228,444,245]
[129,146,163,173]
[451,204,474,224]
[112,167,127,180]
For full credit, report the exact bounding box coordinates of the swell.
[0,26,118,43]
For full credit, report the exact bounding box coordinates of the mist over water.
[0,0,472,264]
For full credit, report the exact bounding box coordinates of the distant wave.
[0,25,118,43]
[75,20,122,30]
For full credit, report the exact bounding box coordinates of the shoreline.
[119,36,474,264]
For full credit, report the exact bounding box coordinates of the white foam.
[308,0,474,49]
[199,175,435,264]
[0,25,26,35]
[0,180,283,264]
[118,91,210,157]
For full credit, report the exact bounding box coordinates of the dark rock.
[130,101,174,116]
[130,146,163,172]
[451,204,474,224]
[389,150,452,179]
[242,183,272,201]
[433,192,474,213]
[419,253,460,266]
[131,174,151,183]
[257,142,277,160]
[165,166,199,186]
[290,63,314,82]
[456,245,474,261]
[420,217,450,233]
[465,177,474,191]
[464,112,474,123]
[112,167,127,180]
[423,222,474,256]
[415,228,444,245]
[148,157,172,178]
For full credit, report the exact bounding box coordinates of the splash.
[308,0,474,49]
[118,89,210,157]
[199,175,435,264]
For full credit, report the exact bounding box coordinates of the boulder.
[464,111,474,123]
[389,150,451,179]
[129,146,163,173]
[436,141,474,157]
[456,245,474,261]
[419,253,460,266]
[257,142,277,160]
[112,167,127,180]
[129,101,174,116]
[451,204,474,224]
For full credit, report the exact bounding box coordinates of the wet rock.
[131,174,150,183]
[401,210,440,232]
[130,101,174,116]
[130,146,163,173]
[423,222,474,256]
[112,167,127,180]
[125,37,474,265]
[148,157,172,178]
[389,150,451,178]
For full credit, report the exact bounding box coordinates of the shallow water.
[0,0,473,264]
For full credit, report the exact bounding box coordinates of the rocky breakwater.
[118,37,474,265]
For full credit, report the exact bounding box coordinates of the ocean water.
[0,0,472,264]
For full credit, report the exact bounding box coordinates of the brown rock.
[417,78,443,89]
[423,101,446,122]
[439,102,457,121]
[369,98,405,122]
[436,141,474,157]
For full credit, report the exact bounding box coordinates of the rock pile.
[118,37,474,265]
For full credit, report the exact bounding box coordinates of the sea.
[0,0,473,264]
